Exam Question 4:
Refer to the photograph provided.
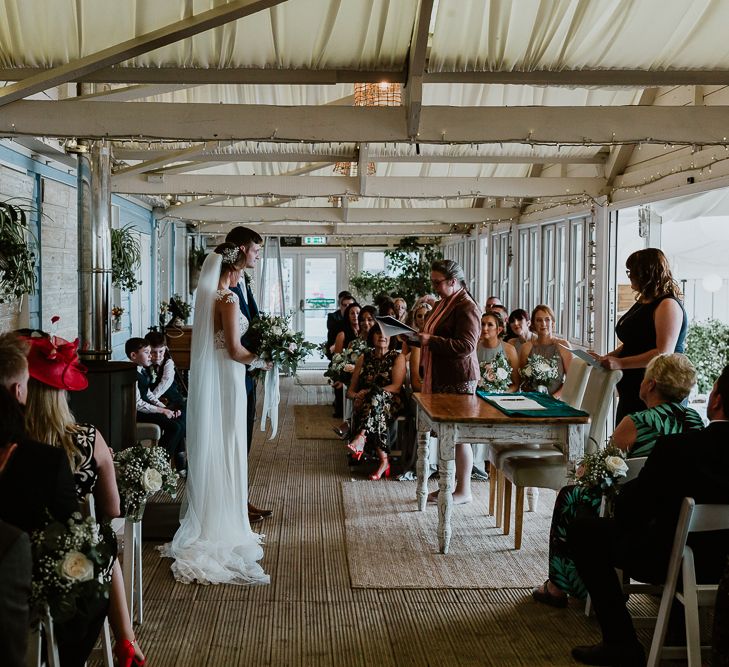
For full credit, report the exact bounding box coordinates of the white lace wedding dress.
[160,254,269,585]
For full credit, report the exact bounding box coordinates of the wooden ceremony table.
[413,393,590,554]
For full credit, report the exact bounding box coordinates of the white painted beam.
[77,84,200,102]
[7,101,729,145]
[113,143,212,177]
[357,144,369,196]
[5,67,729,87]
[0,0,288,108]
[193,221,457,236]
[404,0,434,138]
[112,173,604,198]
[160,206,516,223]
[114,147,605,165]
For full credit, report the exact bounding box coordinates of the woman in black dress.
[597,248,687,421]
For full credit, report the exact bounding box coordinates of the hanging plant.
[111,225,142,292]
[0,200,38,304]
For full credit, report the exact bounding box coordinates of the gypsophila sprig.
[114,445,178,522]
[519,353,560,392]
[570,444,629,499]
[478,352,512,392]
[30,512,115,623]
[325,338,370,385]
[247,313,317,377]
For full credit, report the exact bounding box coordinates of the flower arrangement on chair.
[519,353,560,393]
[30,513,116,623]
[478,353,512,392]
[570,444,629,500]
[114,446,178,522]
[324,338,370,385]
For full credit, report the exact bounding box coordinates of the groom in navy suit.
[225,226,273,523]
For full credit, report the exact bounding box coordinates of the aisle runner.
[294,404,342,440]
[342,481,555,589]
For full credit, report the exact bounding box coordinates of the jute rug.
[294,404,342,440]
[294,370,330,385]
[342,480,555,589]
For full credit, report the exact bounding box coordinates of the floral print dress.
[547,403,704,598]
[351,350,403,455]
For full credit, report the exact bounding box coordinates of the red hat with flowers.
[25,326,88,392]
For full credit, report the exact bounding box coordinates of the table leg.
[437,428,456,554]
[416,429,431,511]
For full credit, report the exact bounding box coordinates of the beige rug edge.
[294,403,342,440]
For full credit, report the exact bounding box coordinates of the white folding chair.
[26,604,60,667]
[135,423,161,447]
[647,498,729,666]
[123,516,144,625]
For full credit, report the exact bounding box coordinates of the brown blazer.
[426,291,481,389]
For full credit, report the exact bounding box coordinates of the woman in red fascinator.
[23,331,146,667]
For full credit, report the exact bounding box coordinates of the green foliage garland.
[111,225,141,292]
[685,318,729,393]
[0,200,38,304]
[350,236,443,305]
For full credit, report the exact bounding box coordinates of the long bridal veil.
[160,252,268,585]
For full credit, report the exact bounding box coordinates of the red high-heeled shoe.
[114,640,146,667]
[347,434,366,460]
[369,464,390,481]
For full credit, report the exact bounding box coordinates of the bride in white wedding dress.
[160,243,269,585]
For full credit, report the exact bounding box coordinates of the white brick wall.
[41,178,78,339]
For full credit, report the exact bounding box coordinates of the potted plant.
[111,225,141,292]
[0,200,38,305]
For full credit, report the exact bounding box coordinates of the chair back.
[579,367,623,453]
[561,357,591,408]
[688,502,729,533]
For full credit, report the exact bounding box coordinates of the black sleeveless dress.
[614,295,687,421]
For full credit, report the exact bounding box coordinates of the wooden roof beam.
[404,0,434,138]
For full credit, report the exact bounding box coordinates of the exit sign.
[303,236,327,246]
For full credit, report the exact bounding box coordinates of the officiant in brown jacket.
[417,259,481,504]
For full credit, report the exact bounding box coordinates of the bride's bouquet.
[114,445,178,522]
[30,512,115,622]
[478,353,512,392]
[325,338,369,385]
[519,353,559,392]
[248,314,317,377]
[570,444,629,499]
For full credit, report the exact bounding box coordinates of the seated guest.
[378,298,397,318]
[333,302,361,354]
[517,305,572,398]
[485,295,502,309]
[567,364,729,666]
[477,310,519,392]
[125,337,186,472]
[533,353,704,607]
[24,334,146,667]
[144,330,186,410]
[505,308,536,353]
[346,324,406,480]
[326,291,354,359]
[393,297,408,322]
[0,391,32,667]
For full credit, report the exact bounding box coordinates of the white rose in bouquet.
[60,551,94,582]
[496,367,509,380]
[536,361,552,374]
[272,326,283,337]
[522,366,532,377]
[288,342,297,352]
[344,363,355,373]
[142,467,163,493]
[605,456,628,477]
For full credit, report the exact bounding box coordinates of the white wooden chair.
[647,498,729,666]
[135,423,161,447]
[123,516,144,625]
[499,367,623,549]
[26,604,60,667]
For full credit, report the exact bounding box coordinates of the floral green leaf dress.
[548,402,704,598]
[351,349,403,455]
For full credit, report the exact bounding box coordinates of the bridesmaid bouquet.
[114,445,178,522]
[519,353,559,392]
[30,513,115,622]
[570,444,629,498]
[248,313,317,376]
[478,353,512,392]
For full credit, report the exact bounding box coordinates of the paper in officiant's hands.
[375,316,419,342]
[559,344,602,369]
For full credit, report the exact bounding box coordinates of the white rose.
[522,366,532,377]
[60,551,94,582]
[344,363,355,373]
[288,342,297,352]
[142,468,163,493]
[536,361,551,374]
[605,456,628,477]
[272,326,283,337]
[496,368,509,380]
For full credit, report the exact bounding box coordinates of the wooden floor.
[120,377,652,666]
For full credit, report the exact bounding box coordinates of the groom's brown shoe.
[248,502,273,518]
[248,512,265,525]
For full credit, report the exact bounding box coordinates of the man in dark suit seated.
[568,363,729,666]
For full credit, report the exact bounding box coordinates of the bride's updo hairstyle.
[214,242,244,274]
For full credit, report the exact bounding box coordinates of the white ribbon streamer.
[260,363,280,439]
